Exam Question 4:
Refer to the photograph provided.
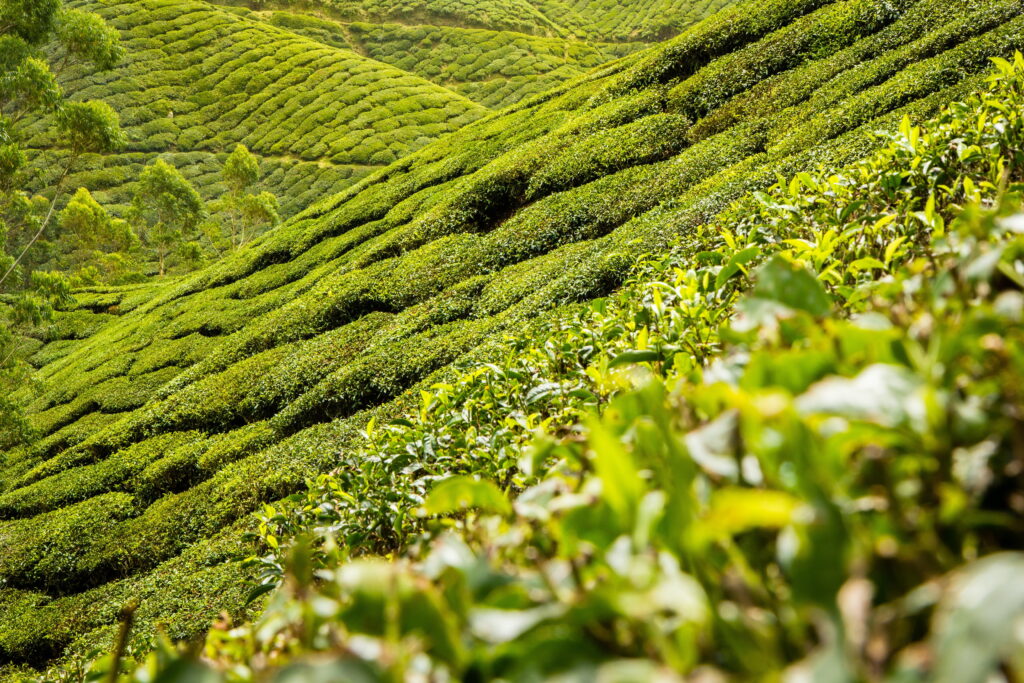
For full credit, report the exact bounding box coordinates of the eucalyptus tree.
[0,0,125,446]
[58,187,140,283]
[131,159,206,277]
[219,144,279,250]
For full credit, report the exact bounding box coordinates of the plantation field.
[215,0,737,110]
[25,0,487,218]
[28,148,371,220]
[543,0,739,40]
[2,0,1024,677]
[122,57,1024,678]
[268,14,645,108]
[27,0,741,225]
[244,0,737,41]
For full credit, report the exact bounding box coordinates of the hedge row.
[36,0,485,166]
[244,0,737,42]
[28,148,372,220]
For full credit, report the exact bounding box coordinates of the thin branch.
[0,345,17,370]
[52,51,74,80]
[0,154,76,290]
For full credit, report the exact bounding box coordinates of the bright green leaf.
[424,476,511,516]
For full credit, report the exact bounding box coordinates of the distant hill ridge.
[229,0,736,41]
[27,0,487,218]
[212,0,740,110]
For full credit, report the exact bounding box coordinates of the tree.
[238,191,279,245]
[60,187,138,254]
[0,0,124,447]
[224,143,259,195]
[0,101,125,287]
[218,144,279,250]
[58,187,140,283]
[131,160,205,277]
[53,8,123,73]
[1,2,126,290]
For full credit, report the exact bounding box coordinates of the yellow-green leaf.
[424,476,511,516]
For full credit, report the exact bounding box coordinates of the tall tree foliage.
[0,0,125,447]
[130,160,205,277]
[58,187,141,285]
[217,144,279,251]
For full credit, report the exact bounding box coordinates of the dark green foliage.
[0,431,200,518]
[0,492,135,591]
[0,0,63,44]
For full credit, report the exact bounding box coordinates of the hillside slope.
[2,0,1022,673]
[539,0,738,40]
[258,0,735,41]
[261,12,645,108]
[52,54,1024,681]
[219,0,739,110]
[28,0,486,218]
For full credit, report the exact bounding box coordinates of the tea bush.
[255,0,738,42]
[217,0,729,110]
[344,21,646,108]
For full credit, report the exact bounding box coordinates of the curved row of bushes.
[28,148,372,221]
[344,21,642,108]
[22,0,492,241]
[226,0,734,41]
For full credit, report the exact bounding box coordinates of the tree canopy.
[130,160,206,277]
[0,0,125,446]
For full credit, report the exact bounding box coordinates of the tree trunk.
[0,156,75,290]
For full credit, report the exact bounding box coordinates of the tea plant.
[56,53,1024,683]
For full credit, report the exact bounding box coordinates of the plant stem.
[0,155,76,290]
[107,599,138,683]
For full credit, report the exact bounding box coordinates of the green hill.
[263,13,645,108]
[250,0,736,41]
[2,0,1023,676]
[214,0,739,110]
[28,0,740,226]
[63,51,1024,680]
[26,0,487,218]
[540,0,738,40]
[265,0,576,37]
